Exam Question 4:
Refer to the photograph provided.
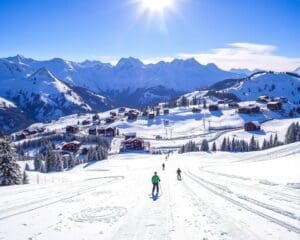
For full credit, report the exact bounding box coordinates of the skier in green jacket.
[151,172,160,195]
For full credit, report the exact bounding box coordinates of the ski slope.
[1,142,300,240]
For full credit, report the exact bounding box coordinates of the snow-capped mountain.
[294,67,300,75]
[230,68,263,77]
[0,96,30,134]
[0,67,113,124]
[225,72,300,103]
[0,55,242,93]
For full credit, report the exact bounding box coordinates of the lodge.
[238,105,260,114]
[244,121,261,131]
[267,101,282,111]
[66,125,79,134]
[209,104,219,111]
[62,141,81,152]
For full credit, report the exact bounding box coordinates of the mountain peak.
[116,57,144,68]
[29,67,57,81]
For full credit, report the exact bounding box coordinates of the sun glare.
[141,0,174,13]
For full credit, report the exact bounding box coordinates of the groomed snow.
[1,142,300,240]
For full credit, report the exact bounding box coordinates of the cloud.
[178,42,300,71]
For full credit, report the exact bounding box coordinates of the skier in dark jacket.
[151,172,160,195]
[176,168,182,180]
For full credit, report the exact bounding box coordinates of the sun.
[141,0,174,13]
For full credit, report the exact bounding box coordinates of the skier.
[162,163,165,170]
[151,172,160,195]
[176,168,182,181]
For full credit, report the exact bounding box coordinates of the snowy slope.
[0,67,113,122]
[0,142,299,239]
[226,72,300,103]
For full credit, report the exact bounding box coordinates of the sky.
[0,0,300,71]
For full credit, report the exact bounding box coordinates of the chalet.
[192,107,201,113]
[218,100,225,104]
[15,132,26,141]
[118,107,126,113]
[82,120,91,125]
[121,137,144,151]
[209,104,219,111]
[142,110,148,117]
[127,111,138,120]
[110,111,117,117]
[92,114,100,121]
[105,117,115,124]
[244,121,261,131]
[256,96,270,103]
[267,101,282,111]
[228,102,239,108]
[62,141,81,152]
[88,126,97,135]
[124,132,136,140]
[148,112,155,119]
[23,128,38,136]
[274,97,288,104]
[238,105,260,114]
[163,108,169,114]
[98,127,116,137]
[66,125,79,134]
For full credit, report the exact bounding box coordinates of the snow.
[1,142,300,239]
[0,97,16,108]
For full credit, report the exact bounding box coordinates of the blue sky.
[0,0,299,70]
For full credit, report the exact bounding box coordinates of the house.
[238,105,260,114]
[192,107,201,113]
[105,117,115,124]
[62,141,81,152]
[274,97,288,104]
[88,126,97,135]
[110,111,117,117]
[82,120,91,125]
[163,108,169,114]
[121,137,144,151]
[98,127,116,137]
[244,121,261,131]
[66,125,79,134]
[92,114,100,121]
[218,100,225,104]
[209,104,219,111]
[148,112,155,119]
[256,95,270,103]
[118,107,126,113]
[142,110,148,117]
[23,128,38,136]
[124,132,136,140]
[228,102,239,108]
[267,101,282,111]
[15,132,26,141]
[127,111,138,120]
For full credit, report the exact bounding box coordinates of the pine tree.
[220,138,226,151]
[34,155,42,171]
[25,162,30,171]
[200,139,209,152]
[212,142,217,151]
[22,171,29,184]
[0,140,22,186]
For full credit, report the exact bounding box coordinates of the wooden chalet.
[228,102,239,108]
[218,100,225,104]
[121,137,144,151]
[66,125,79,134]
[124,132,136,140]
[163,108,169,114]
[267,101,282,111]
[88,126,97,135]
[82,120,91,125]
[105,117,115,124]
[209,104,219,111]
[15,132,26,141]
[256,96,270,103]
[148,112,155,119]
[92,114,100,121]
[192,107,201,113]
[98,127,116,137]
[128,111,138,120]
[238,105,260,114]
[62,141,81,152]
[110,111,117,117]
[244,121,261,131]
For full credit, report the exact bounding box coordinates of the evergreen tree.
[200,139,209,152]
[0,140,22,186]
[212,142,217,151]
[25,162,30,171]
[220,138,227,151]
[34,155,42,171]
